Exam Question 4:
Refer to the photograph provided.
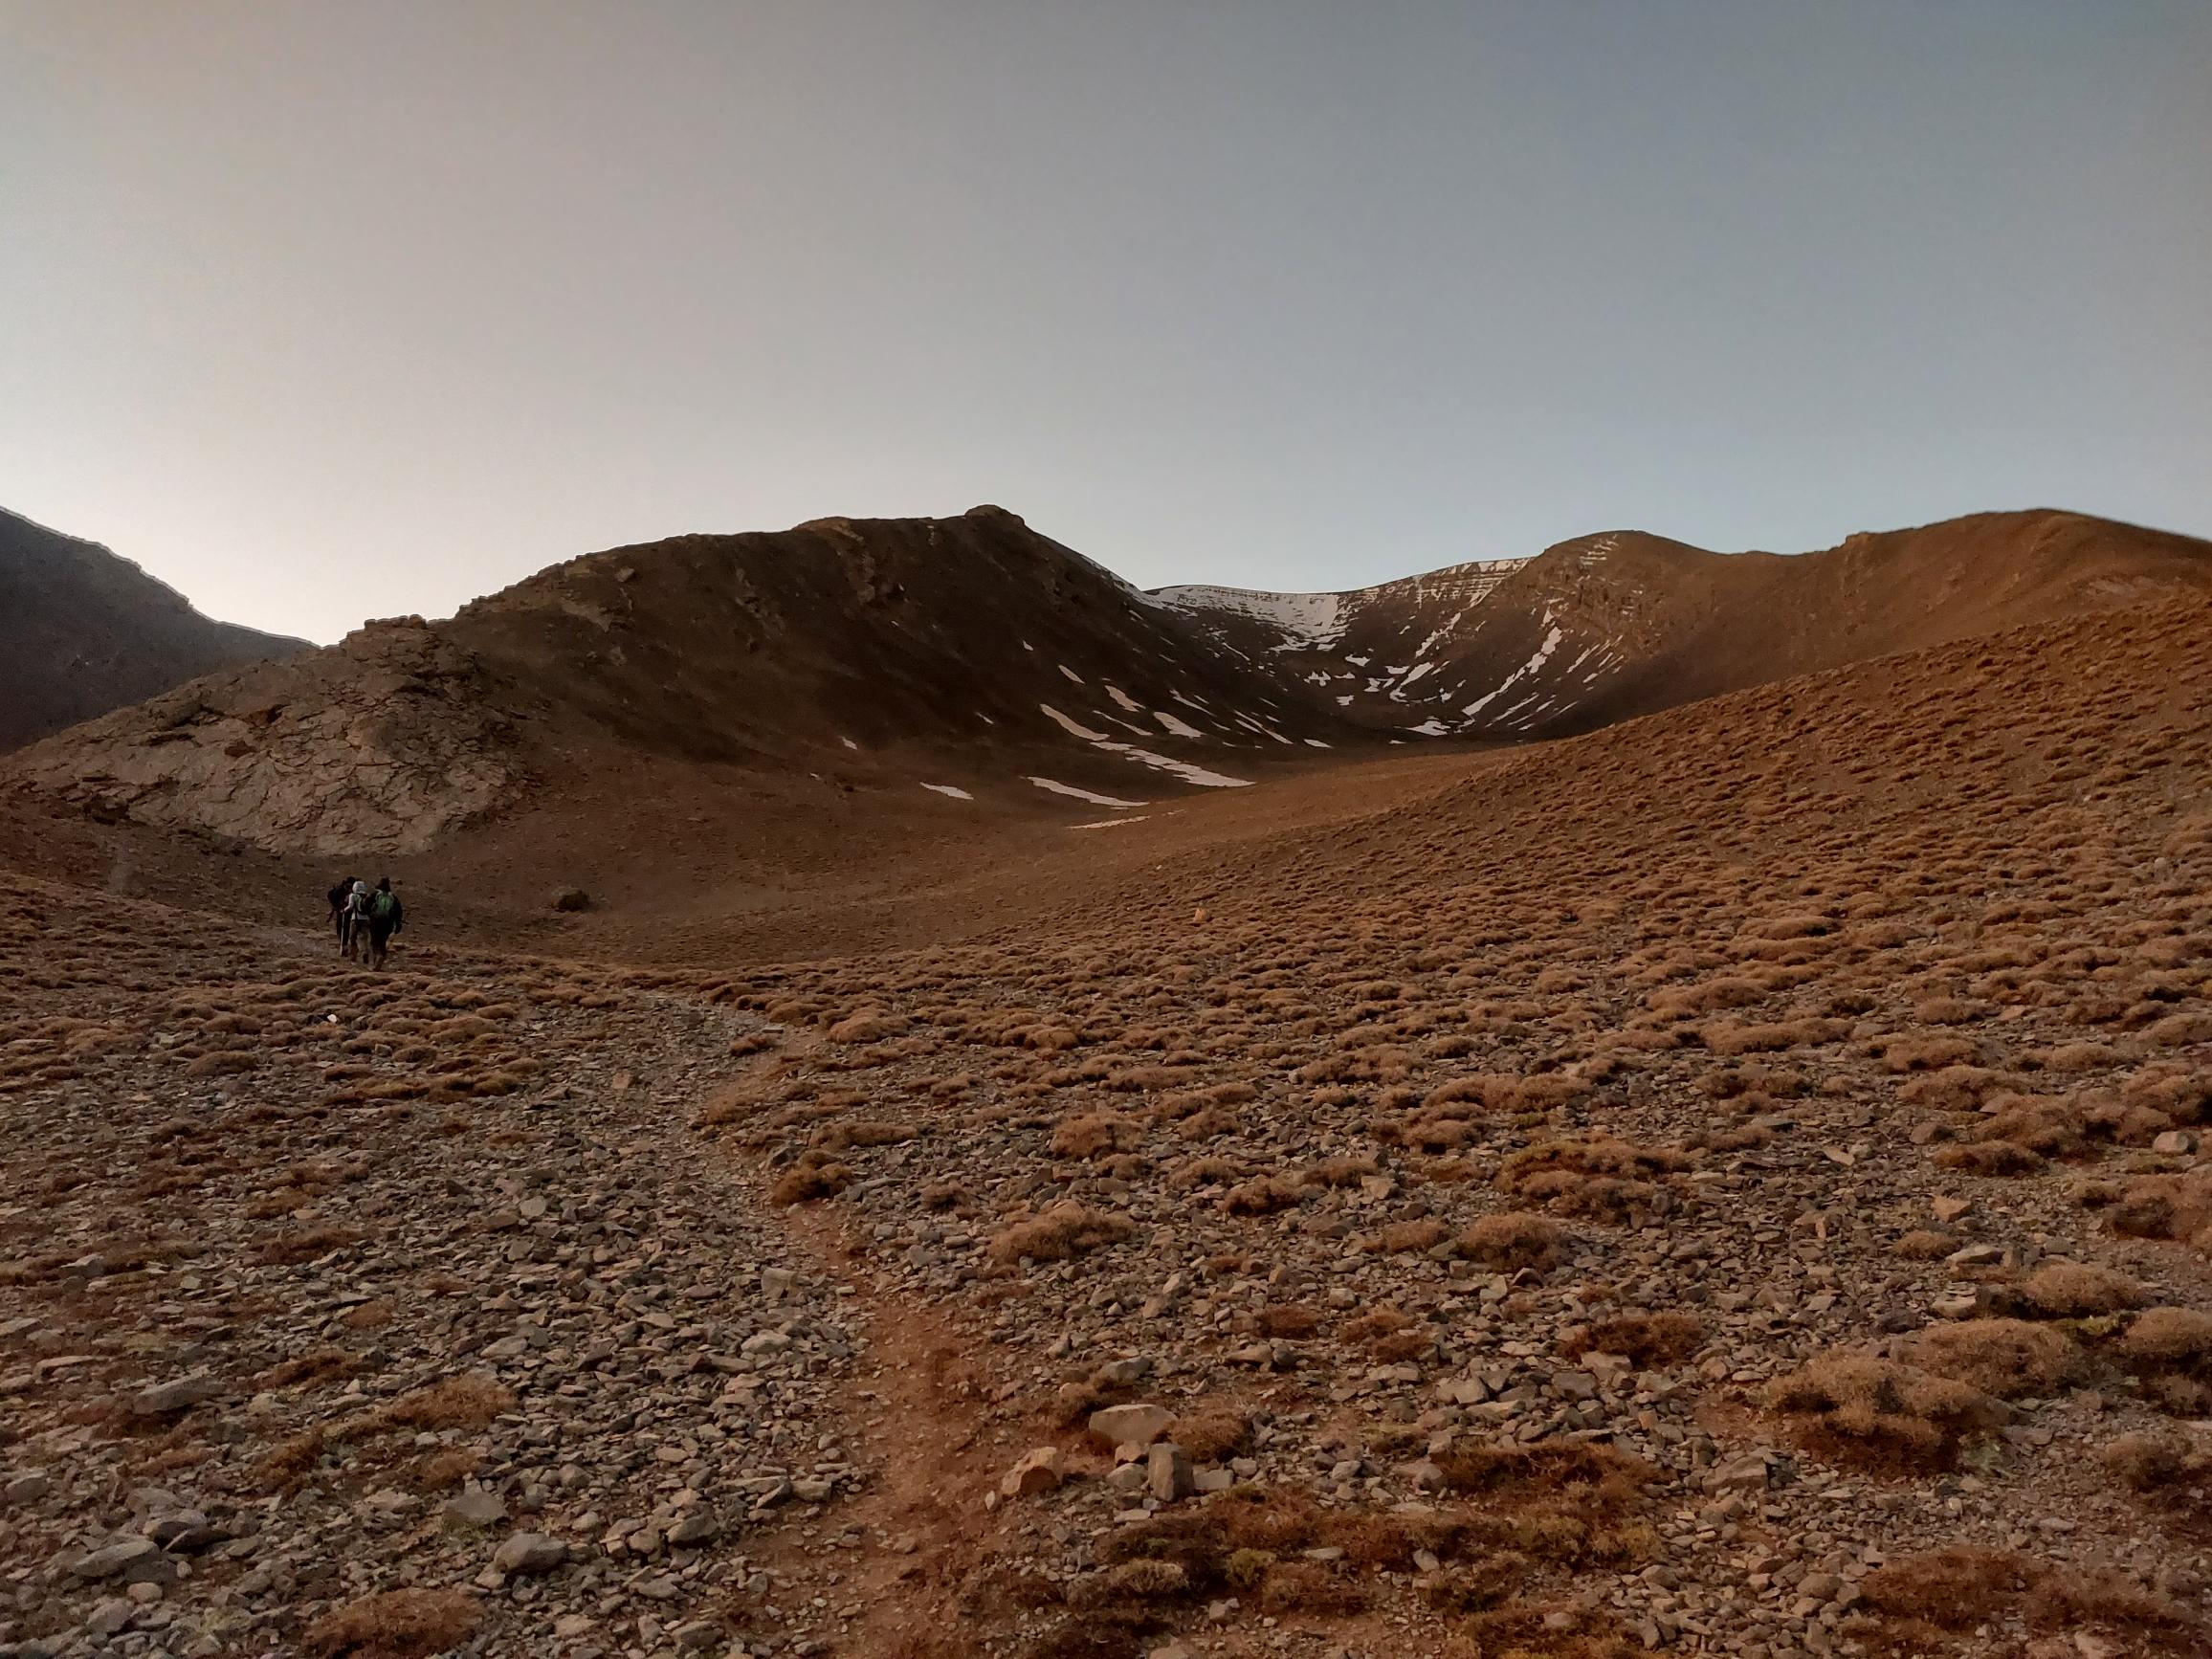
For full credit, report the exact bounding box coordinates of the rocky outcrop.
[9,618,523,856]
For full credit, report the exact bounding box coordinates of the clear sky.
[5,2,2208,643]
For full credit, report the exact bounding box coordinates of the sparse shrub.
[988,1202,1134,1264]
[770,1152,853,1205]
[1460,1211,1570,1272]
[1255,1304,1319,1338]
[1051,1113,1140,1160]
[1171,1411,1250,1463]
[1857,1546,2037,1629]
[1221,1176,1304,1216]
[2017,1260,2147,1318]
[1931,1140,2046,1177]
[1766,1355,2002,1470]
[383,1373,515,1432]
[1898,1319,2081,1399]
[302,1588,481,1659]
[1369,1218,1449,1254]
[1562,1313,1704,1367]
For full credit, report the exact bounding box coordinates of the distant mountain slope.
[1158,509,2212,739]
[8,503,2206,861]
[0,508,307,751]
[4,507,1367,855]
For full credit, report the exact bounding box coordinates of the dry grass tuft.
[1766,1355,2002,1470]
[301,1588,481,1659]
[1170,1410,1250,1463]
[1857,1546,2037,1629]
[1898,1319,2081,1399]
[2101,1428,2212,1493]
[382,1373,515,1432]
[769,1151,854,1206]
[2017,1259,2148,1318]
[1561,1313,1704,1368]
[1495,1139,1689,1225]
[1050,1112,1140,1160]
[988,1202,1134,1265]
[2118,1306,2212,1376]
[1459,1210,1571,1272]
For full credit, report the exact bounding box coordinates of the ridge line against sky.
[5,0,2209,644]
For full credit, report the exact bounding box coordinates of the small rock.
[1707,1453,1772,1493]
[550,887,591,912]
[443,1488,507,1530]
[71,1538,163,1582]
[1001,1447,1064,1498]
[667,1511,719,1545]
[130,1374,221,1416]
[1147,1442,1194,1502]
[2153,1131,2199,1156]
[490,1533,568,1577]
[1931,1196,1973,1224]
[1088,1403,1173,1447]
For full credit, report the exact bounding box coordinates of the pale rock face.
[10,619,521,855]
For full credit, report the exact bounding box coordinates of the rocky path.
[0,880,901,1659]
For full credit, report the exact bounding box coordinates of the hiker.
[364,877,405,970]
[343,878,372,961]
[325,875,357,954]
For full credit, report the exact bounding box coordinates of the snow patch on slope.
[1040,704,1252,788]
[1155,586,1346,651]
[1029,777,1148,808]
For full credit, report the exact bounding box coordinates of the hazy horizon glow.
[5,2,2209,642]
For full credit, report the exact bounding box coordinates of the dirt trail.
[755,1206,1023,1656]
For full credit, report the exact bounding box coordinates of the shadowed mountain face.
[0,509,307,752]
[6,504,2207,865]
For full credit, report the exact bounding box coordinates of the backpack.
[370,890,398,923]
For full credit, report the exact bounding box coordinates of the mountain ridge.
[7,503,2207,874]
[0,507,309,751]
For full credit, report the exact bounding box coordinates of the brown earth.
[5,553,2211,1659]
[0,508,306,754]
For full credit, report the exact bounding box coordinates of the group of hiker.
[325,875,406,968]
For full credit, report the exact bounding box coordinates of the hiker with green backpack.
[363,877,405,969]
